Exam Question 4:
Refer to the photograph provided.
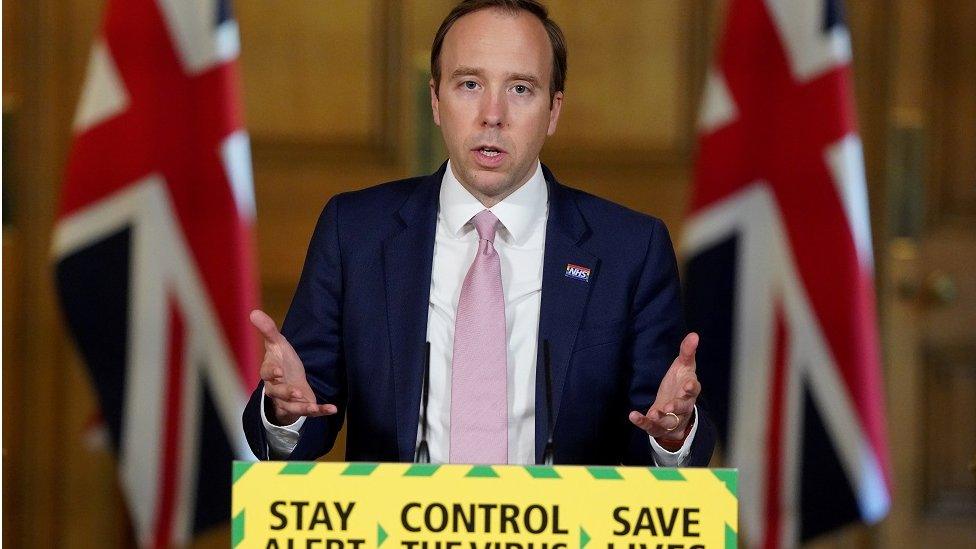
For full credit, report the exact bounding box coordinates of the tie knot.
[471,210,499,241]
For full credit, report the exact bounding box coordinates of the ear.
[430,79,441,126]
[546,91,564,136]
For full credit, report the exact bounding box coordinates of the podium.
[231,462,738,549]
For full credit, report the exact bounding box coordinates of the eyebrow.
[508,72,542,87]
[449,66,542,87]
[449,66,484,79]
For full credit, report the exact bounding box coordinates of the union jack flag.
[52,0,258,546]
[682,0,891,546]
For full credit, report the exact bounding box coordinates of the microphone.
[542,339,555,465]
[414,341,432,463]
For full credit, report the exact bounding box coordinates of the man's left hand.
[628,332,701,444]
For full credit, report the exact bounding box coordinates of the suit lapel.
[383,166,443,461]
[535,167,599,463]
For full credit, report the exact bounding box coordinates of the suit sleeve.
[619,218,716,466]
[242,196,347,460]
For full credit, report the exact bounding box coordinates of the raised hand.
[250,309,337,426]
[628,332,701,444]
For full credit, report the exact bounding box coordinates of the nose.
[480,89,506,128]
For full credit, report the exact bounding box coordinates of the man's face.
[431,8,563,205]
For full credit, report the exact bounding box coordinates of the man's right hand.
[251,309,337,426]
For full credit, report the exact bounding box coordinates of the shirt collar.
[440,160,548,244]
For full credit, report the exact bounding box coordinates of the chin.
[469,172,516,197]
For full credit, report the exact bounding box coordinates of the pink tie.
[450,209,508,464]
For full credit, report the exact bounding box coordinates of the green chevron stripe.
[342,463,379,476]
[725,523,737,549]
[465,465,499,477]
[712,469,738,497]
[580,527,590,549]
[586,466,622,480]
[279,462,316,475]
[231,510,245,548]
[232,461,253,484]
[404,464,440,477]
[524,466,560,479]
[649,468,686,481]
[378,523,388,546]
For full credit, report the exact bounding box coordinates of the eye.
[513,84,530,95]
[462,80,479,90]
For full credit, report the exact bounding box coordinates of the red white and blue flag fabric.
[683,0,891,546]
[52,0,258,546]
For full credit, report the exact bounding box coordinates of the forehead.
[440,8,553,79]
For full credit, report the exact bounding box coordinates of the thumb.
[250,309,283,344]
[678,332,699,368]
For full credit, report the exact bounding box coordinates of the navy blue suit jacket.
[243,163,716,465]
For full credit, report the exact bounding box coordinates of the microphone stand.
[414,342,432,463]
[542,339,555,466]
[415,340,556,465]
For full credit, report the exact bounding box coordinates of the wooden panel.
[63,0,105,106]
[920,229,976,344]
[237,0,385,143]
[918,231,976,522]
[847,0,894,275]
[538,163,690,229]
[402,0,455,54]
[931,0,976,222]
[398,0,454,168]
[251,146,408,286]
[3,0,23,96]
[544,1,696,157]
[882,1,976,547]
[7,0,84,542]
[2,231,23,549]
[890,1,931,114]
[922,345,976,515]
[881,239,925,549]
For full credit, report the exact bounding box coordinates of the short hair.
[430,0,567,103]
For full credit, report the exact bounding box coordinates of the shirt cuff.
[260,386,306,458]
[648,405,699,467]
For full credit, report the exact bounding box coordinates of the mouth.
[471,145,508,167]
[473,145,507,155]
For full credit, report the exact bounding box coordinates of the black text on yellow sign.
[232,463,738,549]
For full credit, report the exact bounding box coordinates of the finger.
[664,384,700,417]
[654,409,682,430]
[630,409,673,437]
[274,399,319,417]
[667,373,700,401]
[678,332,699,368]
[250,309,284,345]
[628,410,658,435]
[275,401,337,418]
[260,363,285,383]
[264,383,307,402]
[665,397,696,418]
[645,404,689,432]
[306,403,338,417]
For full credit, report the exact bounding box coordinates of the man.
[243,0,715,466]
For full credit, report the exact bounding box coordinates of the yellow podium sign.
[231,462,737,549]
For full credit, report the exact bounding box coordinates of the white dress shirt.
[262,160,697,464]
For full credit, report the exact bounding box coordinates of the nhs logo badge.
[564,263,591,282]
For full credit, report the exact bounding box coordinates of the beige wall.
[2,1,972,547]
